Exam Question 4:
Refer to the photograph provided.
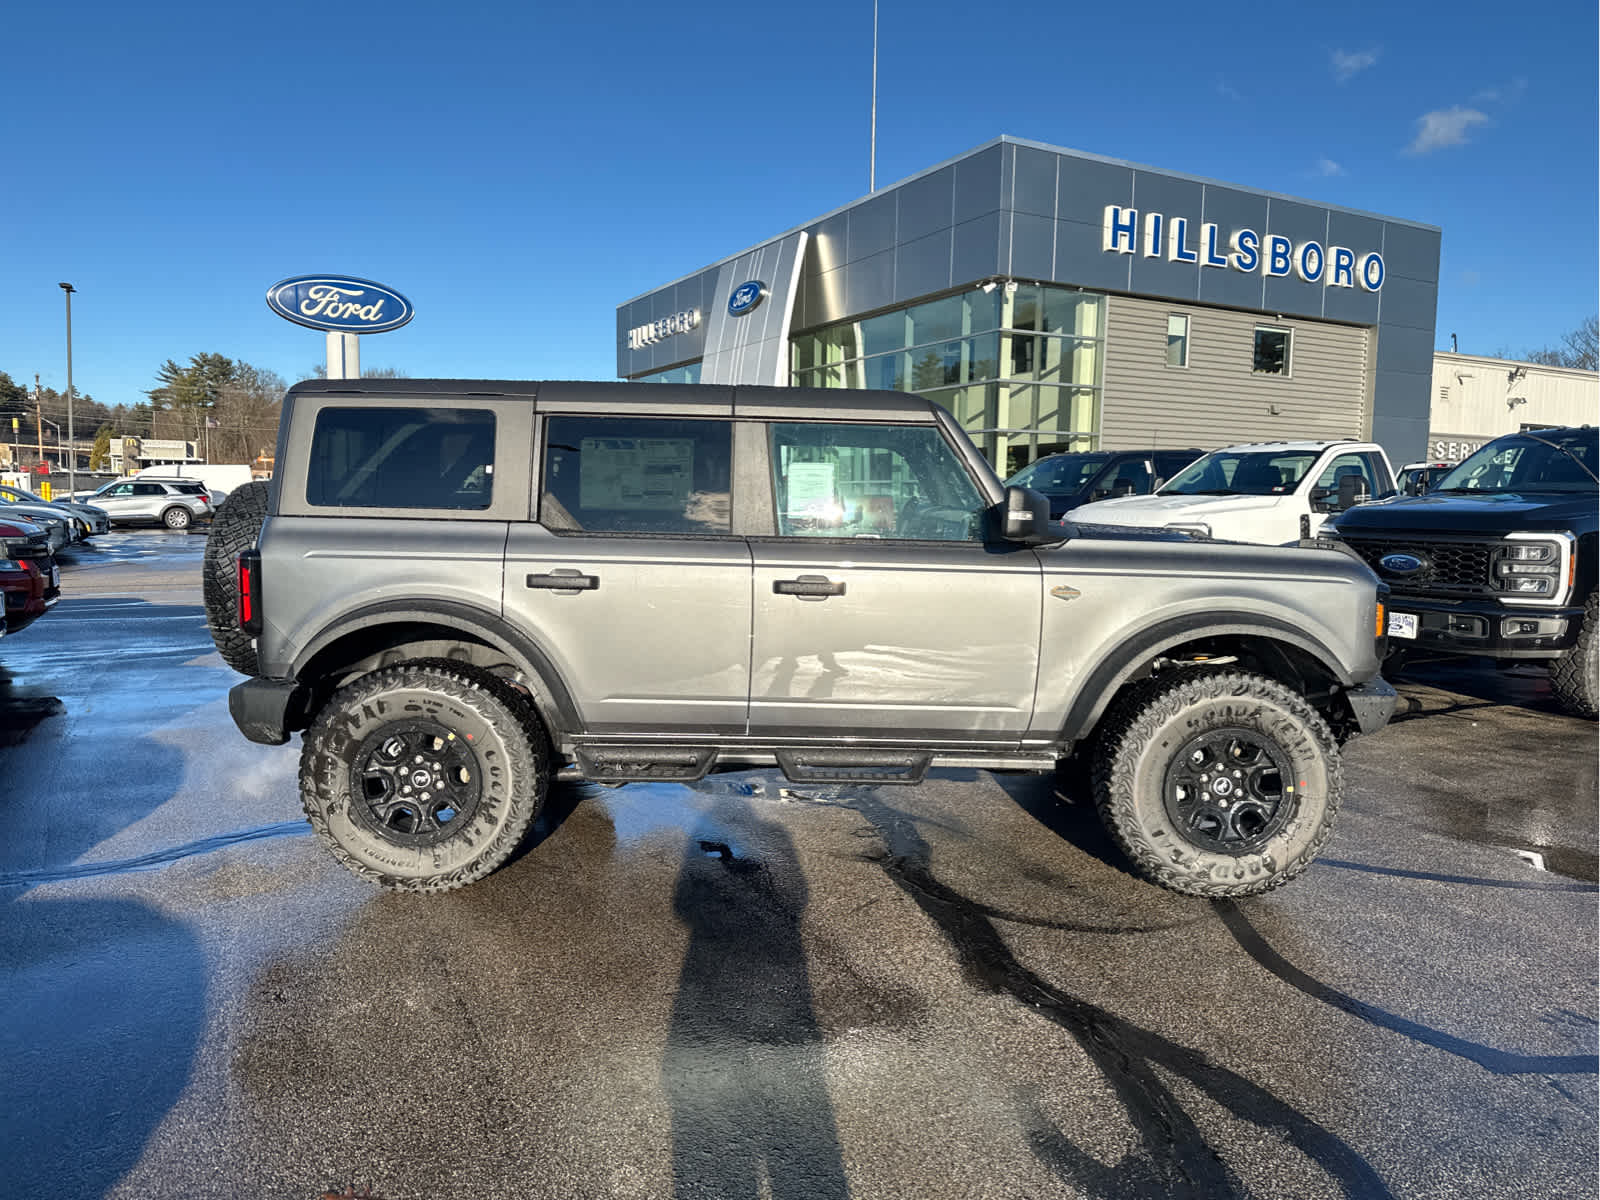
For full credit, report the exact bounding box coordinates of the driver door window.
[768,422,986,542]
[1313,453,1378,505]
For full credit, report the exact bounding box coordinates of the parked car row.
[0,516,61,642]
[0,474,221,644]
[1011,426,1596,718]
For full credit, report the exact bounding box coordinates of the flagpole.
[869,0,878,193]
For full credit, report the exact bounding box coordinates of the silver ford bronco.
[206,379,1395,897]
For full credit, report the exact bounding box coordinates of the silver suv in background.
[208,379,1395,899]
[86,478,214,530]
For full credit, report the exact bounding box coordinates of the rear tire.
[162,506,192,530]
[202,481,270,675]
[299,661,549,891]
[1091,669,1342,898]
[1549,592,1598,719]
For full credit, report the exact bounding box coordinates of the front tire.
[1549,592,1598,719]
[1092,670,1342,898]
[299,661,549,891]
[162,506,192,530]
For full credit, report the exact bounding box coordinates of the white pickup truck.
[1065,439,1397,545]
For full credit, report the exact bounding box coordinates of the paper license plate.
[1387,611,1417,640]
[50,563,60,588]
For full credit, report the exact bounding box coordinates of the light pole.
[58,282,76,496]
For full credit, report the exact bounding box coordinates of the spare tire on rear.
[203,480,271,676]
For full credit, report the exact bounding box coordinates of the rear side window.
[540,416,732,535]
[307,407,495,510]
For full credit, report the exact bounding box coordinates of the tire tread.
[1090,669,1343,898]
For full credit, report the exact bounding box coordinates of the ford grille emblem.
[266,274,415,334]
[728,280,767,317]
[1379,553,1424,575]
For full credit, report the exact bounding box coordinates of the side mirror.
[1337,474,1370,509]
[1001,485,1054,544]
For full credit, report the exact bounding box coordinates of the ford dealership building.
[616,137,1441,474]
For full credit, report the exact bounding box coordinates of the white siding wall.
[1430,354,1598,445]
[1100,296,1371,450]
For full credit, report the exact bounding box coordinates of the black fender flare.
[1061,612,1353,743]
[290,598,583,736]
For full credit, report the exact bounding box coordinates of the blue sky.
[4,0,1595,410]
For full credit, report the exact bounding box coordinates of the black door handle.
[774,576,845,598]
[526,571,599,592]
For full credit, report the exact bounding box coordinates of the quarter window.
[769,422,986,542]
[307,407,496,510]
[1166,314,1189,368]
[540,416,732,535]
[1252,327,1292,376]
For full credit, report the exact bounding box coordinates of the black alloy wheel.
[348,720,483,848]
[1161,727,1294,855]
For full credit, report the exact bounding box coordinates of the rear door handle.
[774,575,845,599]
[526,570,599,593]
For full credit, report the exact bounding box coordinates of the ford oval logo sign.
[1379,553,1425,575]
[266,274,415,334]
[728,280,767,317]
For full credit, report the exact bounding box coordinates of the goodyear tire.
[299,661,548,892]
[1091,670,1342,898]
[1549,592,1598,719]
[202,480,269,676]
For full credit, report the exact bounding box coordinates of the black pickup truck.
[1332,425,1597,717]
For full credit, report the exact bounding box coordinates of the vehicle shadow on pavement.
[661,796,850,1200]
[986,767,1144,883]
[0,664,64,747]
[0,602,221,1199]
[0,894,206,1200]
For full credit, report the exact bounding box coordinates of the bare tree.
[1526,316,1598,371]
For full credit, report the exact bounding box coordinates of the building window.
[1166,314,1189,368]
[792,283,1106,472]
[634,363,702,385]
[1253,326,1292,376]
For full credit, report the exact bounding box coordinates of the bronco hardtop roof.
[284,379,942,423]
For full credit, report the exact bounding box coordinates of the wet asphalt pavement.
[0,532,1595,1200]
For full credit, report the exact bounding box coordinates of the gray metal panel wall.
[617,136,1439,461]
[1100,296,1369,449]
[698,232,809,386]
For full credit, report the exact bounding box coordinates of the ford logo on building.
[266,275,415,334]
[728,280,767,317]
[1379,553,1425,575]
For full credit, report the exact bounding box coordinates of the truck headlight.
[1166,522,1211,538]
[1491,534,1573,605]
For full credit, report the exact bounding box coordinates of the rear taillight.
[237,549,263,635]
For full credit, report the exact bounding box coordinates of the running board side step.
[572,746,716,783]
[775,750,930,785]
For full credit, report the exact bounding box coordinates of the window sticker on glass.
[578,438,694,511]
[784,462,838,520]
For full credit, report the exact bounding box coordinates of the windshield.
[1433,429,1598,494]
[1162,449,1320,496]
[1006,453,1113,493]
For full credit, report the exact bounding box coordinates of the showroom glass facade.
[790,282,1105,476]
[635,363,702,385]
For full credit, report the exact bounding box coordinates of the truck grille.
[1340,535,1495,598]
